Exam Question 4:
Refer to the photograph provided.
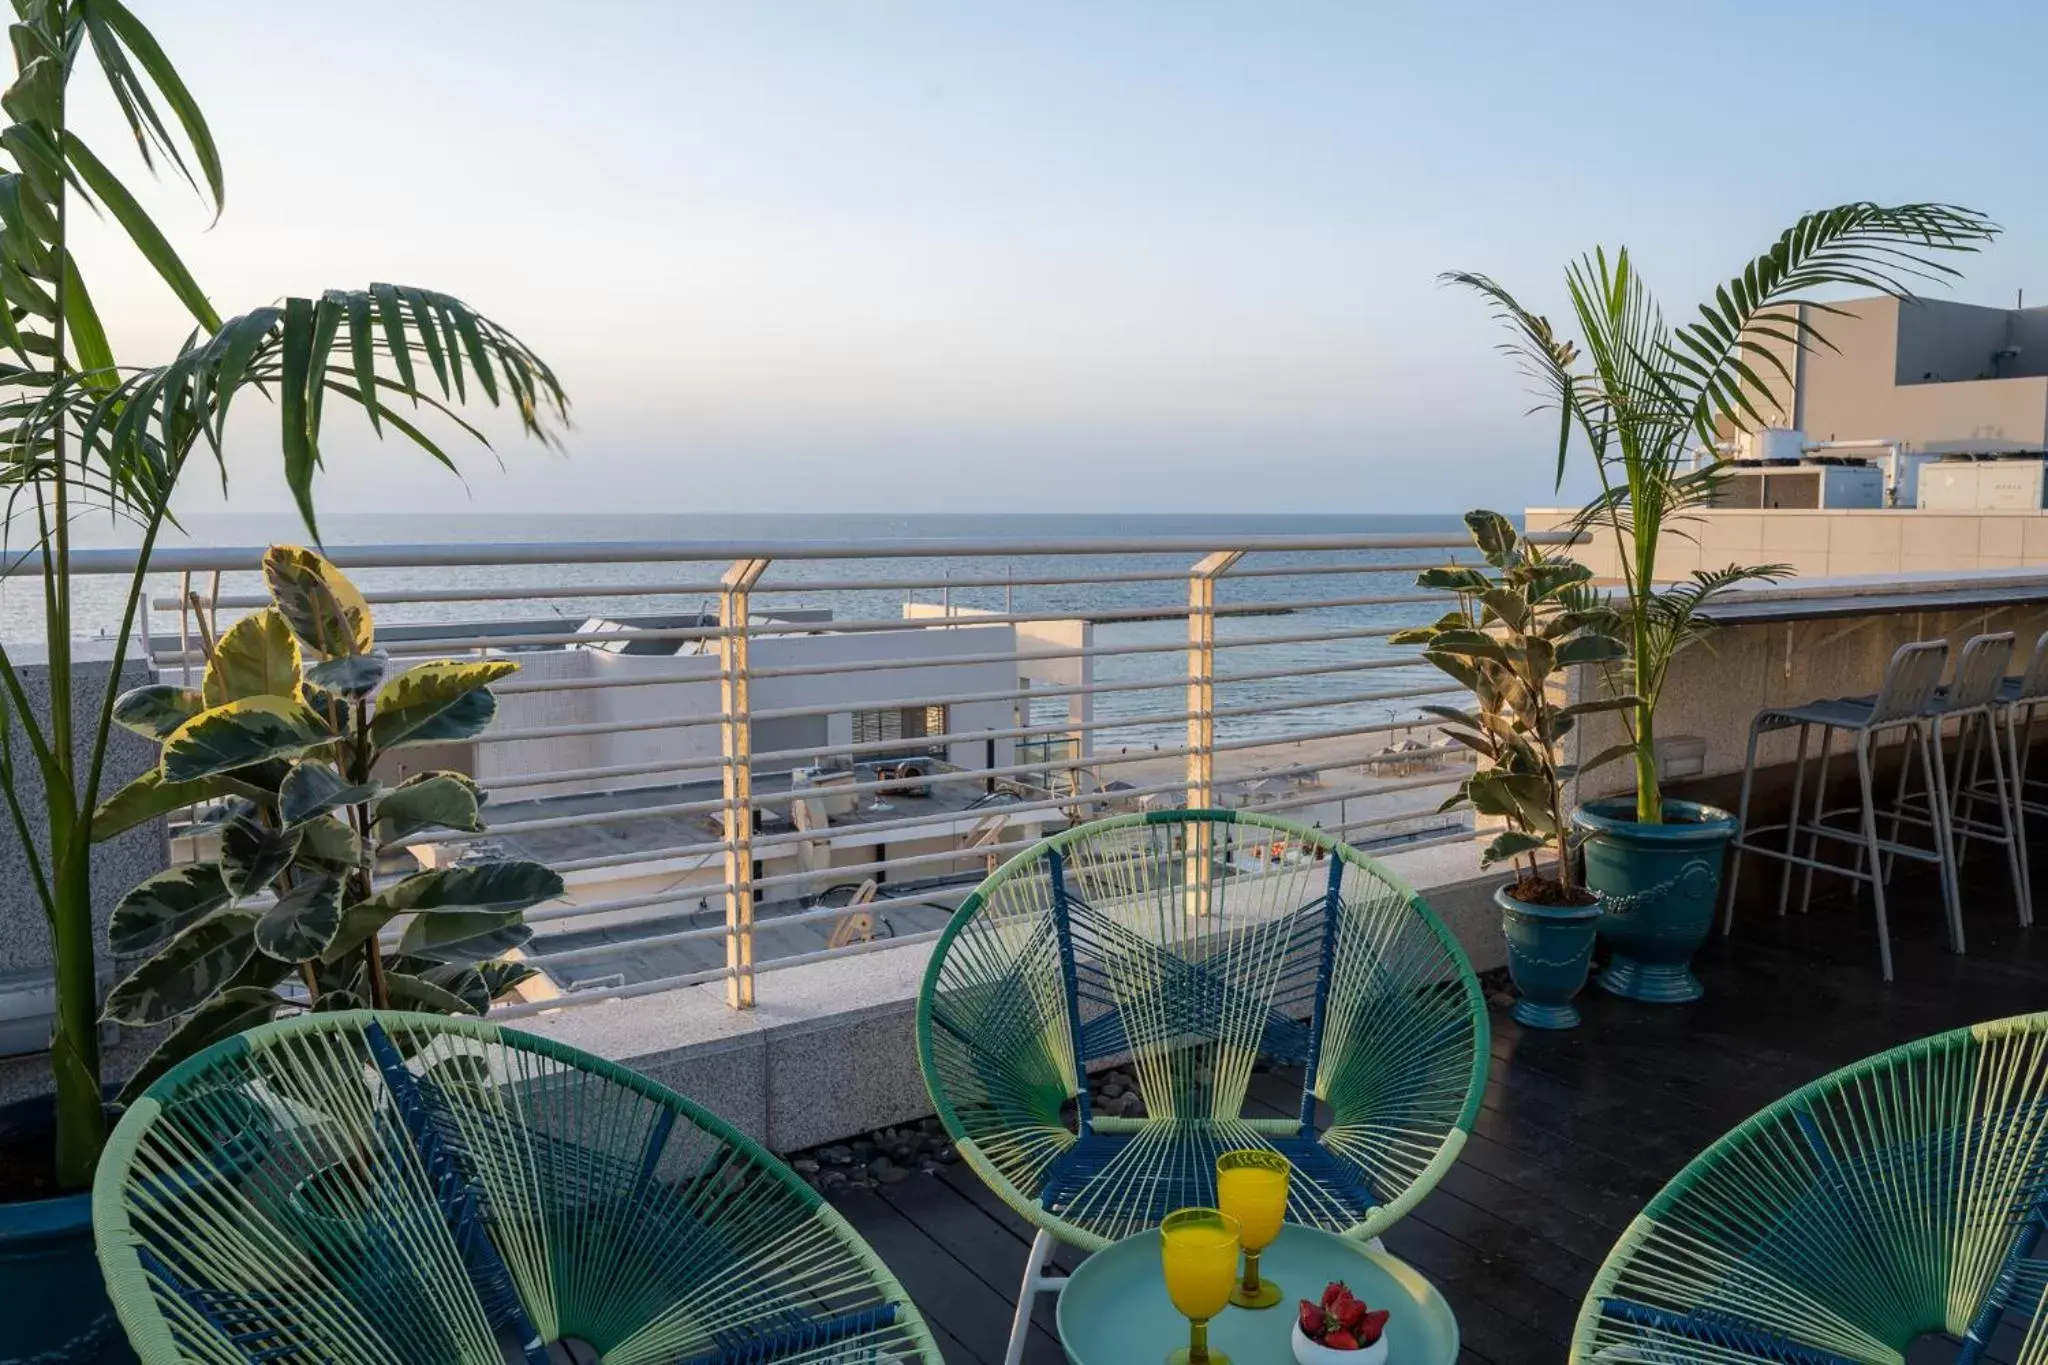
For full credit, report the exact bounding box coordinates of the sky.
[64,0,2048,520]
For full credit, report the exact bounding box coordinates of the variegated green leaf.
[264,544,374,657]
[373,771,481,842]
[397,908,524,959]
[358,861,562,919]
[294,815,361,874]
[201,608,302,708]
[384,970,478,1016]
[110,683,204,739]
[400,920,534,967]
[93,769,229,842]
[369,659,517,749]
[220,816,301,898]
[254,876,342,962]
[160,696,334,783]
[115,987,285,1105]
[101,908,260,1025]
[278,760,379,826]
[305,650,389,699]
[108,864,229,955]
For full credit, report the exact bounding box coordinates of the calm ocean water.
[16,511,1478,748]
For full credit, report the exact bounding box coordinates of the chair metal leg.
[1855,732,1895,982]
[1798,725,1836,916]
[2008,706,2034,922]
[1877,724,1916,889]
[1005,1228,1067,1365]
[1725,717,1769,936]
[1762,720,1806,925]
[1984,708,2028,925]
[1923,721,1966,956]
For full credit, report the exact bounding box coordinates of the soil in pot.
[1504,875,1597,909]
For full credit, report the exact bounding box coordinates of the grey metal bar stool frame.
[1992,629,2048,915]
[1920,632,2026,934]
[1722,639,1957,981]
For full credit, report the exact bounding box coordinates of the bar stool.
[1921,632,2024,936]
[1994,630,2048,913]
[1723,639,1956,981]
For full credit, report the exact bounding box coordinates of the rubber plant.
[1390,511,1633,902]
[0,0,568,1187]
[1442,202,1997,822]
[93,546,564,1099]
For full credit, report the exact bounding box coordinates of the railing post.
[720,557,771,1008]
[1186,550,1245,915]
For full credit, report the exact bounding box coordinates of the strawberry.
[1335,1295,1369,1333]
[1324,1330,1360,1351]
[1297,1301,1324,1338]
[1321,1281,1349,1310]
[1359,1309,1390,1345]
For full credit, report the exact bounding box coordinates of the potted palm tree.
[1444,202,1996,1002]
[1393,511,1632,1029]
[0,5,566,1359]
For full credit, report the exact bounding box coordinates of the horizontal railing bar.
[418,744,1214,851]
[1240,770,1465,816]
[74,529,1577,576]
[151,596,1440,661]
[492,924,954,1021]
[480,676,1449,762]
[146,557,1471,613]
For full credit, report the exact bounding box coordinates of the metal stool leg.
[1854,731,1895,982]
[1766,720,1808,923]
[1984,708,2028,925]
[1797,725,1836,916]
[2007,703,2034,921]
[1725,715,1769,937]
[1923,719,1966,955]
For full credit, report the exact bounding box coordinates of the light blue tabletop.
[1056,1224,1458,1365]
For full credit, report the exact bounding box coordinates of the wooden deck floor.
[828,853,2048,1364]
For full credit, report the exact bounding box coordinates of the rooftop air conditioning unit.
[1916,453,2048,510]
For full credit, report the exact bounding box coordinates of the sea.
[12,511,1478,750]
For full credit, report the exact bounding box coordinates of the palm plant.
[1444,203,1997,824]
[0,0,567,1189]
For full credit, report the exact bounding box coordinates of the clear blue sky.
[72,0,2048,518]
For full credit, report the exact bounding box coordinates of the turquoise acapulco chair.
[916,810,1490,1365]
[1573,1012,2048,1362]
[93,1010,942,1365]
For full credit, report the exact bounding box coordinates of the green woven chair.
[93,1010,941,1365]
[1573,1012,2048,1362]
[916,810,1489,1365]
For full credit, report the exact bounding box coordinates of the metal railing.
[65,529,1574,1016]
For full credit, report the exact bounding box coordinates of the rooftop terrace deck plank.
[829,849,2046,1364]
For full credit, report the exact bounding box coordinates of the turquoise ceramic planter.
[1495,883,1602,1030]
[0,1098,131,1365]
[1573,796,1738,1004]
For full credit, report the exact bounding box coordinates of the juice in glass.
[1160,1208,1240,1365]
[1215,1149,1290,1308]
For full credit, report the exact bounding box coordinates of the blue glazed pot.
[1573,796,1739,1005]
[0,1098,131,1365]
[1495,883,1602,1030]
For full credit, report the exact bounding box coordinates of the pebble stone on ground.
[789,1066,1152,1195]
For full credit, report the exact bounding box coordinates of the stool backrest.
[1948,631,2017,711]
[1869,639,1949,724]
[2014,631,2048,703]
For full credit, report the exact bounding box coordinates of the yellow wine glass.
[1216,1149,1290,1308]
[1160,1208,1240,1365]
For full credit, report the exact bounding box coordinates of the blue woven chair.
[94,1010,941,1365]
[917,810,1489,1365]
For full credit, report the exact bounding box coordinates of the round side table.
[1056,1224,1457,1365]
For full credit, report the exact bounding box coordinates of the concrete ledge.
[518,841,1508,1153]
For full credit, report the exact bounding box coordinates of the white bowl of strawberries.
[1293,1281,1391,1365]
